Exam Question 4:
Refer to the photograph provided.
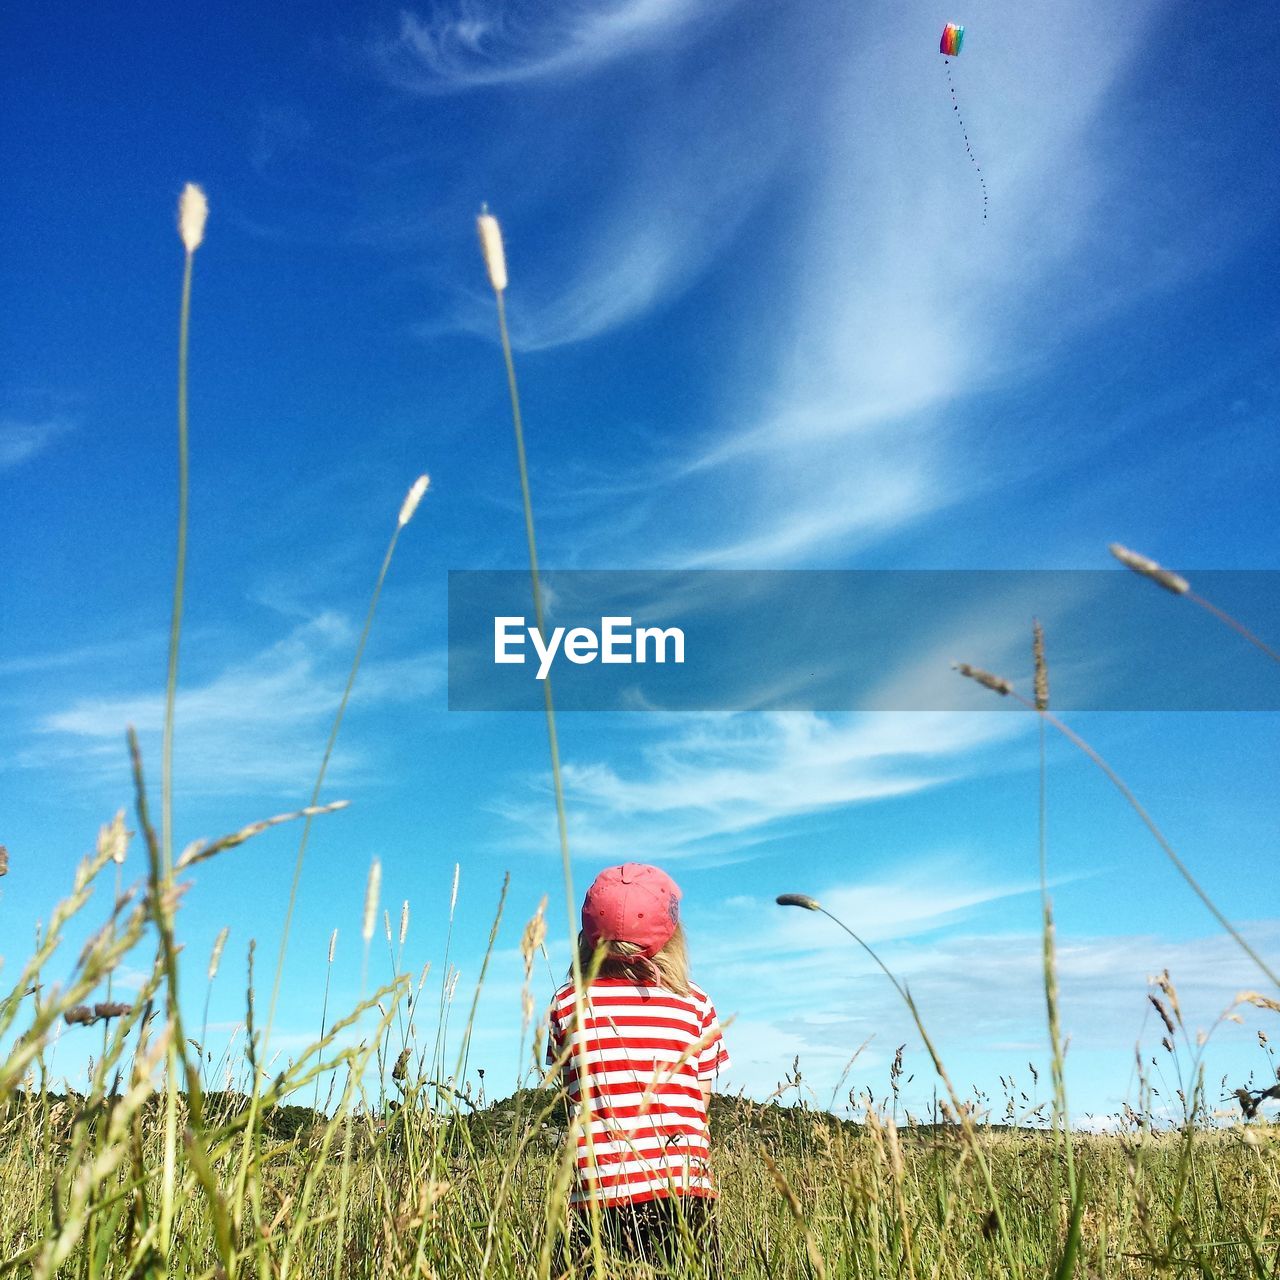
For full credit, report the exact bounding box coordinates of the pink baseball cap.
[581,863,682,957]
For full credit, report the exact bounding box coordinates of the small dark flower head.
[953,663,1012,696]
[776,893,820,911]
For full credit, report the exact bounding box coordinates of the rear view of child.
[546,862,730,1274]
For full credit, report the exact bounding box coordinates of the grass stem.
[485,218,603,1277]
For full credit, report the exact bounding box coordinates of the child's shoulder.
[686,979,719,1012]
[549,977,717,1013]
[549,979,576,1014]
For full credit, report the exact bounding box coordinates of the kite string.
[944,58,989,222]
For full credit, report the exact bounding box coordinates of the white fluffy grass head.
[398,474,430,527]
[179,183,208,254]
[476,208,508,292]
[362,858,382,943]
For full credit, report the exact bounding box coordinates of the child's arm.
[544,1000,565,1083]
[695,998,730,1108]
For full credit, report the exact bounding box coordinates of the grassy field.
[2,1023,1279,1279]
[0,802,1277,1279]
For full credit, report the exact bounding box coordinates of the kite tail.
[944,60,988,222]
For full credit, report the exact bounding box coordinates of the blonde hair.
[576,923,689,996]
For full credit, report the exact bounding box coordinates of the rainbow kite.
[939,23,964,56]
[938,23,986,220]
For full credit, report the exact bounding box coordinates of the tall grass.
[478,206,608,1276]
[3,841,1278,1279]
[952,661,1280,990]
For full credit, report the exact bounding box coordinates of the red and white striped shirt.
[546,977,730,1208]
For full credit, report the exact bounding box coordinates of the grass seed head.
[953,662,1013,696]
[777,893,821,911]
[98,810,128,865]
[178,183,208,254]
[208,925,229,981]
[1236,990,1280,1014]
[363,858,382,944]
[520,897,549,1027]
[1156,969,1183,1027]
[0,845,7,877]
[520,897,548,977]
[1032,619,1049,711]
[398,473,430,527]
[399,900,410,947]
[476,207,508,292]
[328,927,338,965]
[1109,543,1189,595]
[1148,994,1176,1038]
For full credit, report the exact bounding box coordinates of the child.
[546,862,730,1273]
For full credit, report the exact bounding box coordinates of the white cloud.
[493,708,1025,861]
[487,589,1075,861]
[376,0,1264,570]
[430,69,788,352]
[0,637,161,679]
[495,209,754,354]
[379,0,731,92]
[23,615,444,793]
[642,0,1172,568]
[0,419,71,470]
[372,0,792,353]
[483,0,1195,569]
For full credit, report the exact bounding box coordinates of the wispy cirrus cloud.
[487,595,1076,861]
[429,0,1179,567]
[624,0,1175,568]
[416,71,790,352]
[371,0,794,353]
[20,614,444,793]
[434,156,781,353]
[492,708,1025,863]
[370,0,1271,570]
[495,0,1276,572]
[377,0,732,93]
[0,418,72,470]
[0,636,162,679]
[483,196,764,354]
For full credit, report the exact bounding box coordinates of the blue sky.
[2,0,1279,1123]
